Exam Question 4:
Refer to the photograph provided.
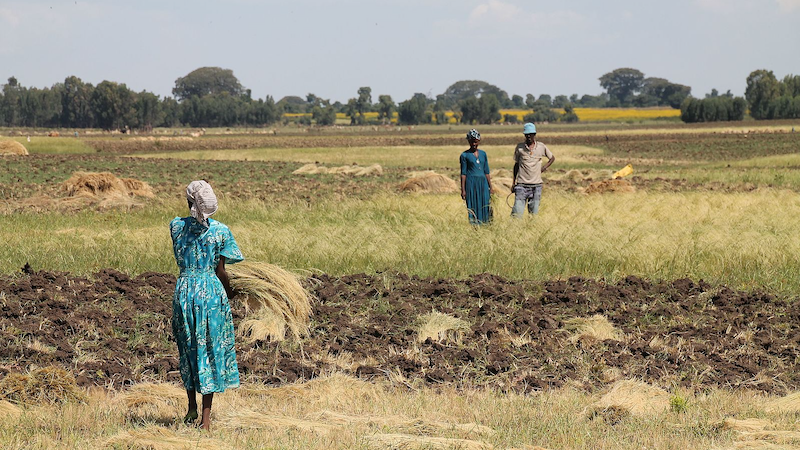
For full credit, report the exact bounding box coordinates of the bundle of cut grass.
[0,366,86,404]
[104,425,231,450]
[293,163,383,176]
[217,409,334,435]
[116,382,185,419]
[399,172,459,194]
[243,373,384,407]
[61,171,153,198]
[416,311,471,344]
[562,169,584,182]
[490,168,512,178]
[585,379,670,420]
[0,400,22,420]
[584,179,635,194]
[0,139,28,155]
[563,314,623,343]
[228,261,312,342]
[309,410,496,437]
[492,177,514,195]
[366,433,493,450]
[764,391,800,413]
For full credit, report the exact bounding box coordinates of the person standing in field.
[511,123,555,218]
[460,129,493,224]
[170,180,244,430]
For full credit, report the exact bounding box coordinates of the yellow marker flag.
[612,164,634,179]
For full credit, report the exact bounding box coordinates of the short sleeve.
[482,151,490,175]
[459,153,467,176]
[543,143,553,159]
[219,226,244,264]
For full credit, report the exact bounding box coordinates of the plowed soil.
[1,267,798,394]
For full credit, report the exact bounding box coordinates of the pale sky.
[1,0,798,103]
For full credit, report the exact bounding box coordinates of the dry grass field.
[2,120,800,449]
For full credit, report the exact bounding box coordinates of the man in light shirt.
[511,122,555,218]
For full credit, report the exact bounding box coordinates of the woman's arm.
[460,175,467,200]
[215,256,234,299]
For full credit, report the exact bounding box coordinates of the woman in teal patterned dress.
[170,180,244,430]
[460,129,494,224]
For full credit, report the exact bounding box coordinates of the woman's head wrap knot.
[466,129,481,141]
[186,180,218,228]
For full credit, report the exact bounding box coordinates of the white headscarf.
[186,180,218,227]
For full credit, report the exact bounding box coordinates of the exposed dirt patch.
[1,268,798,394]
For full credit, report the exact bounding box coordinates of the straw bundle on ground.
[416,311,471,344]
[217,408,335,435]
[104,425,231,450]
[293,163,383,176]
[0,366,86,404]
[585,379,671,420]
[242,373,383,407]
[399,172,459,194]
[366,433,493,450]
[563,169,585,182]
[490,168,512,178]
[116,382,185,419]
[721,418,773,432]
[0,400,22,420]
[0,140,28,155]
[228,261,312,342]
[764,391,800,413]
[310,410,496,437]
[492,177,514,195]
[584,179,635,194]
[563,314,623,343]
[61,171,154,198]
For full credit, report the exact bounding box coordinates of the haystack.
[0,140,28,155]
[398,172,459,194]
[309,410,496,437]
[585,379,670,420]
[61,172,154,198]
[0,366,86,404]
[563,314,623,343]
[416,311,471,344]
[242,373,384,408]
[563,169,584,183]
[228,261,313,342]
[0,400,22,420]
[584,179,635,194]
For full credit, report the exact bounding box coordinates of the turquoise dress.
[460,149,492,224]
[170,216,244,394]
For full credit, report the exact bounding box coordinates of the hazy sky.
[1,0,798,103]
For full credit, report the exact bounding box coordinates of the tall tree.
[397,93,431,125]
[172,67,243,101]
[641,77,691,108]
[745,69,781,120]
[438,80,511,110]
[599,68,645,106]
[91,81,136,130]
[61,76,95,128]
[376,95,395,123]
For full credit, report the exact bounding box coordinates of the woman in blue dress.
[460,129,494,224]
[170,180,244,430]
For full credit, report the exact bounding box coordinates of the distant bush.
[680,97,747,123]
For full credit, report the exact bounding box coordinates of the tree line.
[1,66,795,129]
[679,70,800,123]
